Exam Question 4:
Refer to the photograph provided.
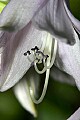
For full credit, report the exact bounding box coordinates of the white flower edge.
[14,77,37,117]
[67,107,80,120]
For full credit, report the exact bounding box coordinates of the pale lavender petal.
[33,0,77,45]
[0,0,47,31]
[50,66,75,85]
[67,107,80,120]
[24,67,40,98]
[0,31,6,48]
[0,23,47,91]
[63,0,80,33]
[55,30,80,90]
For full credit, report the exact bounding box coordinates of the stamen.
[24,51,32,62]
[31,46,39,51]
[34,50,48,74]
[30,68,50,104]
[34,59,47,74]
[24,51,31,56]
[24,33,57,104]
[34,34,57,74]
[43,39,57,69]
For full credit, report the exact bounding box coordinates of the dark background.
[0,79,80,120]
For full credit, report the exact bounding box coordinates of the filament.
[44,39,57,69]
[30,68,50,104]
[34,59,47,74]
[29,34,57,104]
[24,32,58,104]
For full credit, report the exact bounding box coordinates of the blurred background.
[0,78,80,120]
[0,0,80,120]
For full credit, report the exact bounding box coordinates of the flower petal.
[25,67,40,99]
[55,30,80,90]
[14,76,37,117]
[33,0,78,45]
[67,107,80,120]
[0,23,47,91]
[0,0,47,31]
[51,65,75,85]
[63,0,80,33]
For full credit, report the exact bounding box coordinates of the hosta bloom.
[0,0,80,119]
[33,0,80,88]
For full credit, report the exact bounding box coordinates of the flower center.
[24,33,57,104]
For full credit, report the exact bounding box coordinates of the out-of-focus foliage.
[0,90,34,120]
[36,79,80,120]
[0,0,9,12]
[0,79,80,120]
[70,0,80,20]
[0,2,6,12]
[0,0,9,4]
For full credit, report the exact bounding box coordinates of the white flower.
[0,0,80,119]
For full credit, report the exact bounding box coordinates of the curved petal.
[50,65,75,85]
[0,0,47,31]
[63,0,80,33]
[25,67,40,98]
[0,23,47,91]
[55,30,80,90]
[14,76,37,117]
[32,0,77,45]
[67,107,80,120]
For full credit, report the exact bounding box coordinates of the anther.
[44,55,49,61]
[24,50,31,56]
[35,51,48,64]
[24,52,27,56]
[31,46,39,51]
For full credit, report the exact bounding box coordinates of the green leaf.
[0,0,9,13]
[0,2,6,13]
[0,0,9,4]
